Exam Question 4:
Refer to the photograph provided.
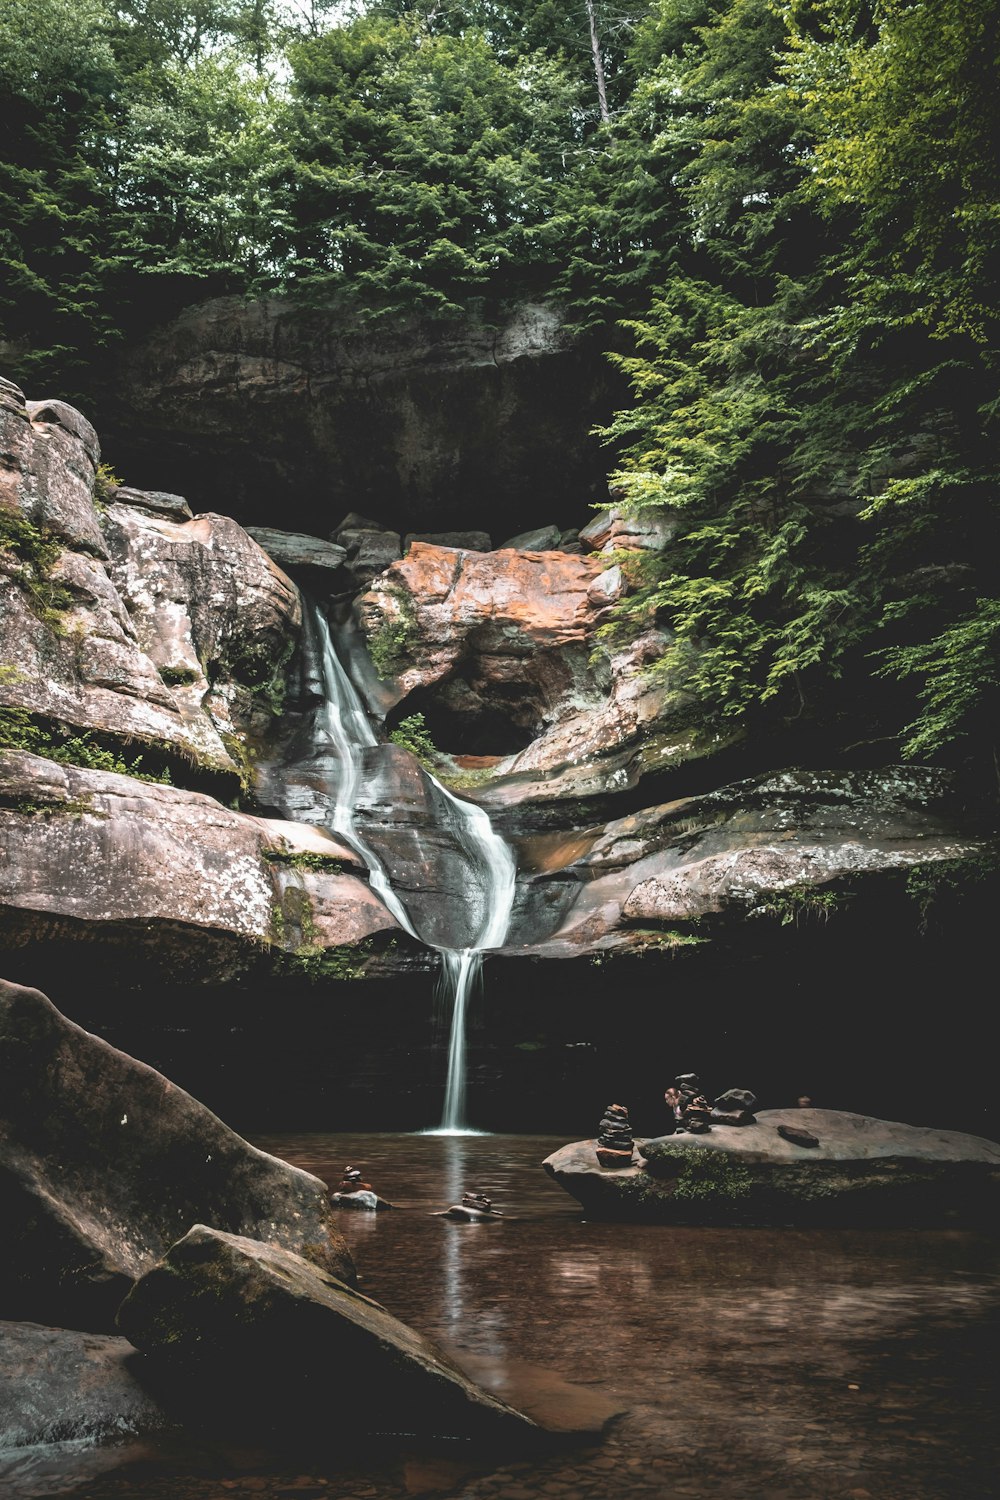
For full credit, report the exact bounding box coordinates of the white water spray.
[307,602,516,1132]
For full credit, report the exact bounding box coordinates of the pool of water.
[5,1132,1000,1499]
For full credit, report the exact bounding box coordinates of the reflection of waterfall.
[306,601,516,1132]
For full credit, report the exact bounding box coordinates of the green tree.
[281,12,585,316]
[0,0,122,387]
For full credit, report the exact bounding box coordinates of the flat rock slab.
[116,1225,539,1446]
[543,1110,1000,1226]
[0,1321,171,1450]
[0,979,355,1331]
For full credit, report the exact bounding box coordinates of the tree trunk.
[585,0,611,123]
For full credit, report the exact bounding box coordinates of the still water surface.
[7,1133,1000,1500]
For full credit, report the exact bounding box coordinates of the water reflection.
[5,1134,999,1500]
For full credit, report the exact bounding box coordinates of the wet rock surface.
[0,1322,172,1449]
[0,979,355,1331]
[116,1224,537,1444]
[544,1109,1000,1224]
[0,752,397,980]
[513,767,986,957]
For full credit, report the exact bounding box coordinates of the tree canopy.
[1,0,997,788]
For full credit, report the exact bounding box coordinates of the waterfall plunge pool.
[5,1132,999,1500]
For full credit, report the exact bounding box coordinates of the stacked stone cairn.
[711,1088,758,1127]
[596,1103,635,1168]
[665,1075,757,1134]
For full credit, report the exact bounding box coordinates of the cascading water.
[305,600,517,1133]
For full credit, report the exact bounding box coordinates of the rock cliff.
[101,299,623,540]
[1,374,995,998]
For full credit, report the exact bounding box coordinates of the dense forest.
[2,0,998,792]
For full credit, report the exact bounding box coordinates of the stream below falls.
[5,1133,999,1500]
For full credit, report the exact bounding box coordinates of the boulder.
[116,1225,537,1443]
[357,542,626,758]
[0,978,356,1330]
[0,752,397,980]
[579,505,678,554]
[22,397,105,555]
[112,486,193,521]
[404,530,492,552]
[245,526,347,574]
[0,1321,171,1449]
[355,546,716,803]
[101,503,302,755]
[543,1109,1000,1225]
[339,527,402,587]
[500,525,561,551]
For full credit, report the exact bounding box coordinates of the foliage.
[0,510,74,627]
[93,462,122,504]
[280,11,585,319]
[629,926,710,953]
[747,883,843,926]
[875,600,1000,770]
[274,939,373,981]
[263,847,351,872]
[904,846,1000,935]
[590,0,1000,789]
[669,1147,753,1203]
[0,702,172,783]
[388,712,438,765]
[158,664,201,686]
[367,589,417,678]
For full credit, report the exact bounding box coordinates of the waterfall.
[306,601,516,1132]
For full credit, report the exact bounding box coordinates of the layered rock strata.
[509,768,985,955]
[0,751,400,980]
[105,298,620,537]
[1,377,301,777]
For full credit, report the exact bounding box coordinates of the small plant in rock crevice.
[748,884,844,926]
[389,712,438,765]
[93,462,122,507]
[0,510,74,628]
[0,697,172,784]
[367,587,417,679]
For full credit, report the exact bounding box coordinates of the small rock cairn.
[595,1103,635,1168]
[665,1074,758,1134]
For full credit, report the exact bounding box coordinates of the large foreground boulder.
[116,1225,538,1445]
[543,1109,1000,1225]
[0,979,355,1331]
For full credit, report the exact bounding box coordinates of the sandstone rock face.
[543,1109,1000,1225]
[105,299,621,539]
[0,979,357,1331]
[245,526,346,575]
[262,736,508,950]
[0,1322,171,1449]
[116,1224,537,1443]
[101,502,302,759]
[0,750,398,979]
[357,543,719,805]
[0,380,302,776]
[511,768,985,955]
